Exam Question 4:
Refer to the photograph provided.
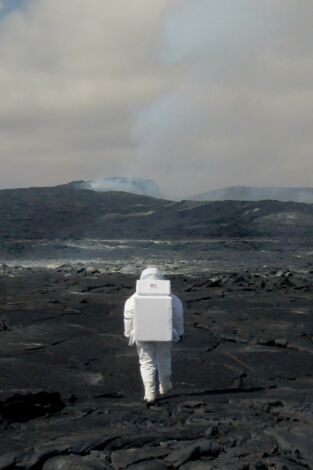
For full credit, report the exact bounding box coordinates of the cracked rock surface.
[0,255,313,469]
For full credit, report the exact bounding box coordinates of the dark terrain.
[0,184,313,469]
[1,256,313,469]
[190,186,313,204]
[1,182,313,240]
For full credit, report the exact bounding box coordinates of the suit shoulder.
[124,293,136,307]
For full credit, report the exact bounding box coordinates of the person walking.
[123,267,184,403]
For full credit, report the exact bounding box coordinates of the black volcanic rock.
[0,265,312,468]
[0,392,65,422]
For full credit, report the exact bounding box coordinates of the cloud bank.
[0,0,312,199]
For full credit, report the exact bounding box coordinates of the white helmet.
[140,267,164,281]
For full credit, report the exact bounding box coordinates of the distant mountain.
[75,177,163,199]
[0,183,313,241]
[190,186,313,204]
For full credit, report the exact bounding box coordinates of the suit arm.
[123,297,134,338]
[172,295,184,337]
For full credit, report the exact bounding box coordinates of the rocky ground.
[0,256,313,469]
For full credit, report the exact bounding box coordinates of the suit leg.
[156,342,172,394]
[136,342,157,400]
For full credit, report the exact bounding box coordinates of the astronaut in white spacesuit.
[123,267,184,403]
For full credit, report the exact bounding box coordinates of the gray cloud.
[0,0,312,198]
[0,0,169,187]
[132,0,313,198]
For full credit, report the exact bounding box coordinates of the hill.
[190,186,313,204]
[0,183,313,240]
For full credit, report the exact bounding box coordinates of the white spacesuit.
[124,267,184,403]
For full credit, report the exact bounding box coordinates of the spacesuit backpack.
[133,279,173,341]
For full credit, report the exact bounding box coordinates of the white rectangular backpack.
[134,280,172,342]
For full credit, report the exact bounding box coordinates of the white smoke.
[80,177,163,199]
[131,0,313,199]
[0,1,312,198]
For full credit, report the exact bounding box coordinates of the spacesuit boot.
[159,382,172,395]
[144,392,156,404]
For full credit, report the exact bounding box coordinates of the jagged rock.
[265,428,313,464]
[180,463,215,470]
[111,447,169,470]
[165,440,222,467]
[262,456,307,469]
[0,319,8,331]
[86,267,100,275]
[206,277,223,287]
[0,451,29,470]
[42,454,109,470]
[249,462,268,470]
[16,431,119,469]
[0,284,7,305]
[127,461,168,470]
[180,401,205,409]
[0,392,65,422]
[274,338,288,348]
[275,270,285,278]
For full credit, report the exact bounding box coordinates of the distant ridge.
[0,183,313,241]
[190,186,313,204]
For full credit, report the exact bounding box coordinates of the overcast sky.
[0,0,312,199]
